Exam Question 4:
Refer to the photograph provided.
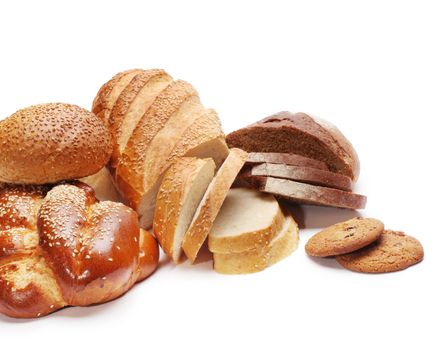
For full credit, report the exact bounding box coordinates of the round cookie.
[336,230,424,273]
[305,217,384,257]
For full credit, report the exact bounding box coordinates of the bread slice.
[247,152,328,170]
[115,80,198,210]
[213,213,299,274]
[208,188,285,253]
[182,148,248,262]
[242,163,352,191]
[172,109,228,168]
[92,69,143,127]
[226,112,360,182]
[153,158,215,263]
[246,176,366,209]
[108,69,173,165]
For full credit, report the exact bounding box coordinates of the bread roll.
[0,103,112,184]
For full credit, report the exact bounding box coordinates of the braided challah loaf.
[0,182,158,318]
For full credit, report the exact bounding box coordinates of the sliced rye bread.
[244,177,366,209]
[153,157,215,263]
[226,112,360,182]
[208,188,285,253]
[92,69,143,127]
[182,148,248,262]
[247,152,328,170]
[242,163,352,192]
[213,213,299,274]
[108,69,173,165]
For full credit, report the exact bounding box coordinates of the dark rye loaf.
[226,112,360,182]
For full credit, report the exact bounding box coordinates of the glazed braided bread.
[0,182,158,318]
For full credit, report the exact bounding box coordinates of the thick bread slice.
[182,148,248,262]
[247,152,328,170]
[213,213,299,274]
[243,163,352,191]
[108,70,173,164]
[124,97,206,229]
[153,158,215,263]
[171,109,228,168]
[115,80,198,210]
[134,109,227,229]
[208,188,285,253]
[92,69,143,127]
[226,112,360,182]
[248,177,366,209]
[80,167,123,202]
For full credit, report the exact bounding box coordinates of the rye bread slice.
[245,176,366,210]
[242,163,353,191]
[247,152,328,171]
[226,112,360,182]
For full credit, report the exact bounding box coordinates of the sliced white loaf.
[208,188,285,253]
[153,157,215,263]
[213,213,299,274]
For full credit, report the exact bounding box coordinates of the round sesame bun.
[0,103,112,184]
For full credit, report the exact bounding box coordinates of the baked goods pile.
[0,68,424,318]
[0,103,159,318]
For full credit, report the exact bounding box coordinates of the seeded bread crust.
[336,230,424,273]
[305,217,384,257]
[226,112,360,182]
[92,69,143,127]
[0,103,112,184]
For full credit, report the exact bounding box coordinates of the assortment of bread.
[0,68,423,319]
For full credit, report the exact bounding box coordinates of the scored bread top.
[92,69,143,127]
[108,69,173,164]
[115,80,198,205]
[208,188,285,253]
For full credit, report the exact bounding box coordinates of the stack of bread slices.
[153,154,299,273]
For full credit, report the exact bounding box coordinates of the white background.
[0,1,442,349]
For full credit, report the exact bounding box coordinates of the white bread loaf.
[208,188,285,253]
[213,213,299,274]
[154,157,215,263]
[93,70,228,229]
[181,148,248,262]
